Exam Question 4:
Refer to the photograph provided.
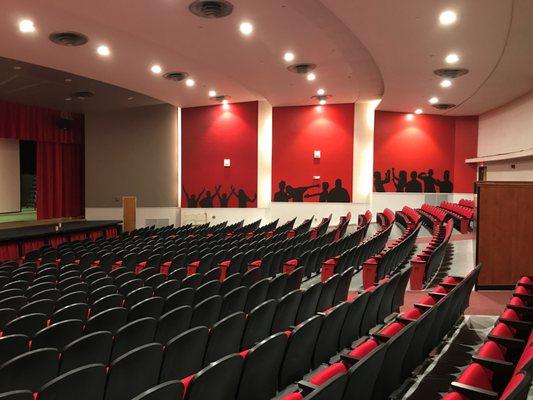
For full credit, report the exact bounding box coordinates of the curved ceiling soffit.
[291,0,385,103]
[445,0,515,115]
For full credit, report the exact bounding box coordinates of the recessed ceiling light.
[208,90,217,97]
[415,109,423,114]
[222,99,229,105]
[445,53,460,64]
[239,22,253,35]
[284,52,295,62]
[19,19,36,33]
[64,78,72,82]
[65,97,72,101]
[185,78,195,87]
[440,79,452,88]
[429,97,439,104]
[13,66,22,70]
[150,64,162,74]
[307,73,316,81]
[127,97,134,101]
[96,45,110,56]
[319,99,326,105]
[406,113,414,121]
[223,103,230,110]
[439,10,457,25]
[317,88,325,96]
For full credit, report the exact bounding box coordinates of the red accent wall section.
[272,104,354,202]
[181,101,258,208]
[373,111,478,193]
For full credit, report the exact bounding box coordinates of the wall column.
[353,100,381,203]
[257,100,273,209]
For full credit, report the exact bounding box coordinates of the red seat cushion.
[509,296,525,306]
[180,374,194,394]
[515,346,533,374]
[419,295,436,306]
[349,339,379,358]
[457,363,492,391]
[518,276,532,284]
[402,308,423,320]
[282,393,303,400]
[433,286,449,294]
[501,309,520,321]
[378,322,405,337]
[477,341,505,360]
[514,286,529,295]
[442,276,462,284]
[441,392,469,400]
[490,323,515,338]
[309,362,348,386]
[500,372,527,400]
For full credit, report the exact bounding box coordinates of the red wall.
[272,104,354,202]
[373,111,478,193]
[181,101,258,208]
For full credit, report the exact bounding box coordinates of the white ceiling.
[0,0,531,115]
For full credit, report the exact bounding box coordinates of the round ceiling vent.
[49,31,89,47]
[163,72,190,82]
[189,0,234,18]
[432,103,456,110]
[287,63,317,74]
[434,68,469,79]
[70,91,95,100]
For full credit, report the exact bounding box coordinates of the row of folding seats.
[442,276,532,400]
[410,219,454,290]
[320,210,395,282]
[416,203,448,231]
[438,201,473,234]
[362,221,421,287]
[279,266,481,400]
[395,205,421,230]
[458,198,475,209]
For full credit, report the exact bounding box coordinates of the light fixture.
[439,10,457,25]
[185,78,195,87]
[19,19,36,33]
[445,53,459,64]
[13,66,22,70]
[223,103,230,110]
[239,22,253,35]
[415,108,423,114]
[222,99,229,105]
[127,97,134,101]
[319,99,326,105]
[96,45,110,56]
[208,90,217,97]
[65,97,72,101]
[317,88,325,96]
[284,52,295,62]
[307,73,316,81]
[429,97,439,104]
[440,79,452,88]
[150,64,162,74]
[406,113,414,121]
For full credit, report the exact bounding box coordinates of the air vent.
[70,91,95,100]
[163,72,189,82]
[432,103,456,110]
[212,95,231,102]
[49,31,89,47]
[189,0,234,18]
[434,68,469,79]
[287,63,317,74]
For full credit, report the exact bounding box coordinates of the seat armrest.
[372,332,392,343]
[383,313,399,324]
[451,382,498,400]
[297,381,319,396]
[471,356,514,375]
[414,303,433,311]
[340,353,361,367]
[487,334,524,349]
[498,318,532,331]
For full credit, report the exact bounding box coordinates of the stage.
[0,218,123,262]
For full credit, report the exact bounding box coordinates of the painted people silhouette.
[231,186,256,208]
[436,170,454,193]
[392,168,407,192]
[328,179,350,202]
[216,185,234,207]
[405,171,423,192]
[273,180,289,202]
[418,169,438,193]
[286,183,320,202]
[183,186,204,208]
[199,185,220,208]
[305,182,330,202]
[374,170,390,192]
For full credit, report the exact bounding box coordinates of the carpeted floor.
[401,290,513,315]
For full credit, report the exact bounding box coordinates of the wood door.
[122,196,137,232]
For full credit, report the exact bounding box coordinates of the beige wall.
[0,138,20,213]
[478,91,533,181]
[85,104,179,207]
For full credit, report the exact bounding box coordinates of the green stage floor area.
[0,208,37,224]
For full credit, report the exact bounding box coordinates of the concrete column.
[257,100,273,209]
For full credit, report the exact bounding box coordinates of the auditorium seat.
[38,364,106,400]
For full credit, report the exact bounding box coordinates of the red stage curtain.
[0,100,84,220]
[0,243,20,262]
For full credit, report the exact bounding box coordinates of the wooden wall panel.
[476,181,533,287]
